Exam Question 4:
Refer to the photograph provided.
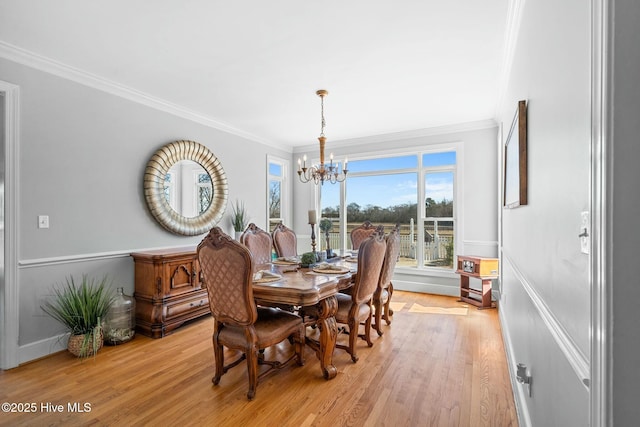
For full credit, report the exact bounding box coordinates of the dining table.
[251,258,356,380]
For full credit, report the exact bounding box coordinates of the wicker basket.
[67,329,104,357]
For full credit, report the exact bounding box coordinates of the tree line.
[322,198,453,223]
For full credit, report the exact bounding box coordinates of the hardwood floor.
[0,291,518,426]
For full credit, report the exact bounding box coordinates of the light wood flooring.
[0,291,518,426]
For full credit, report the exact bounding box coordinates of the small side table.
[455,255,499,309]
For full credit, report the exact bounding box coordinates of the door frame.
[0,80,19,369]
[590,0,610,424]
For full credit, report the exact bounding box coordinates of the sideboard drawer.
[166,293,209,320]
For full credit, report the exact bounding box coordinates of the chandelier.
[297,90,348,185]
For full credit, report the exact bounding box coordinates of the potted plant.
[231,199,248,239]
[41,275,115,358]
[319,218,335,258]
[300,251,317,268]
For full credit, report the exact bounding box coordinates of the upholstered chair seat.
[335,293,371,321]
[217,307,302,348]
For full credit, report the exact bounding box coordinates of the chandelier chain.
[320,94,325,137]
[297,89,347,185]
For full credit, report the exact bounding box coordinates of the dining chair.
[272,223,297,258]
[197,227,305,400]
[373,226,401,336]
[240,223,273,265]
[350,221,380,251]
[242,223,296,311]
[335,230,387,362]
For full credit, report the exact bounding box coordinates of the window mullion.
[417,157,425,268]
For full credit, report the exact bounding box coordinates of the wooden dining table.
[251,259,355,380]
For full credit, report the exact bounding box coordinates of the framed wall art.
[503,100,528,208]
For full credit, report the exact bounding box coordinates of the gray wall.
[497,0,591,425]
[0,57,289,362]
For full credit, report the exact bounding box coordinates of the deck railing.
[320,230,452,261]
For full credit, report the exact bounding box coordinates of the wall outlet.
[38,215,49,229]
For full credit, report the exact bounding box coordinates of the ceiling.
[0,1,510,150]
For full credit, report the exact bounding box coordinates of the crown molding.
[0,41,497,155]
[495,0,526,116]
[0,41,296,151]
[293,119,497,154]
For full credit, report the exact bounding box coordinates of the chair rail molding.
[502,253,590,387]
[18,245,198,269]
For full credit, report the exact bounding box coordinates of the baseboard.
[393,279,460,297]
[18,333,69,365]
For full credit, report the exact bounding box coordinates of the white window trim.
[266,155,290,227]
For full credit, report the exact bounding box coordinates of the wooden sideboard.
[131,247,210,338]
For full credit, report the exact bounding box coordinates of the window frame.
[420,157,457,271]
[266,155,290,231]
[318,142,462,274]
[194,169,212,216]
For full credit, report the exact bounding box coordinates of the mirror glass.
[144,140,228,236]
[164,160,213,218]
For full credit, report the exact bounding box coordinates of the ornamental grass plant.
[41,274,115,357]
[231,200,248,232]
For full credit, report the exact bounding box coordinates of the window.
[345,172,418,252]
[196,172,212,215]
[164,172,175,208]
[267,157,289,232]
[320,149,457,271]
[420,152,456,268]
[319,178,341,251]
[163,162,212,217]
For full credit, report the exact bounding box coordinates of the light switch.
[580,211,589,254]
[38,215,49,229]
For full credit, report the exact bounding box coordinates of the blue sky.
[320,152,455,210]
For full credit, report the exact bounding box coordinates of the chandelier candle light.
[297,90,348,185]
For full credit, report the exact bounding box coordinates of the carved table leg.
[310,295,338,380]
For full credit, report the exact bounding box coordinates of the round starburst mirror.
[143,140,228,235]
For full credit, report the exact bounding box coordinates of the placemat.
[312,265,351,274]
[252,271,283,283]
[272,260,300,265]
